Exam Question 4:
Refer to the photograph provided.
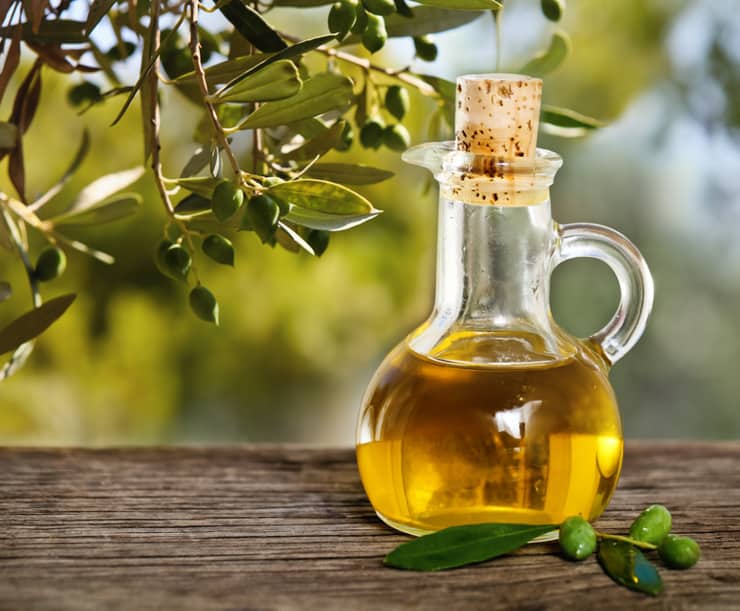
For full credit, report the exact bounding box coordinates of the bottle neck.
[410,195,569,363]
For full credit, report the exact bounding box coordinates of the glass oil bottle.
[356,74,654,536]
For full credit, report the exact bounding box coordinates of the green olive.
[67,82,102,107]
[211,180,245,222]
[558,516,597,561]
[629,505,672,546]
[350,3,368,34]
[385,85,410,121]
[34,247,67,282]
[362,13,387,54]
[362,0,395,16]
[202,234,235,267]
[658,534,700,570]
[328,0,357,40]
[541,0,565,22]
[246,194,280,243]
[382,123,410,151]
[155,239,175,275]
[162,244,192,282]
[359,119,385,149]
[335,122,354,152]
[189,286,219,325]
[413,35,438,62]
[307,229,330,257]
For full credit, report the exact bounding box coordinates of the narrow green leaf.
[414,74,455,103]
[111,21,183,126]
[0,122,18,148]
[0,281,11,303]
[0,293,76,355]
[176,193,212,214]
[266,178,375,215]
[282,120,346,161]
[345,7,483,42]
[175,54,265,88]
[0,19,87,43]
[85,0,117,35]
[64,167,144,213]
[179,147,210,179]
[284,207,381,232]
[213,34,337,99]
[29,129,91,212]
[413,0,499,10]
[238,73,353,130]
[306,163,394,185]
[598,541,664,596]
[270,0,332,6]
[540,105,604,137]
[216,60,301,103]
[170,175,222,199]
[219,0,286,52]
[384,523,556,571]
[521,31,570,77]
[275,221,315,255]
[53,194,142,226]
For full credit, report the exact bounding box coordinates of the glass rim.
[402,141,563,185]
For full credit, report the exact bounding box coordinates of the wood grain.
[0,442,738,610]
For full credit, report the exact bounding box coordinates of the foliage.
[384,505,701,597]
[0,0,600,380]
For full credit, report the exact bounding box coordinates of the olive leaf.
[85,0,118,35]
[0,19,87,44]
[179,147,211,179]
[597,540,664,596]
[270,0,333,6]
[282,120,346,161]
[521,31,570,77]
[284,207,381,231]
[175,193,212,215]
[384,524,556,571]
[219,0,286,52]
[345,7,483,42]
[181,34,335,98]
[237,73,354,130]
[0,31,21,102]
[171,175,222,199]
[51,194,142,226]
[266,179,376,215]
[306,163,394,185]
[275,221,315,255]
[413,0,500,10]
[215,60,301,103]
[541,105,604,137]
[29,128,90,212]
[0,121,18,148]
[0,293,76,356]
[61,166,145,214]
[0,281,11,303]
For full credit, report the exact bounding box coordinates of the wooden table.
[0,442,738,610]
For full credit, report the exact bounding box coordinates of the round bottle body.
[356,335,623,536]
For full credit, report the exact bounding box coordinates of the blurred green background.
[1,0,739,444]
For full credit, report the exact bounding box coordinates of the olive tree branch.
[0,202,40,381]
[147,0,200,283]
[281,34,437,97]
[187,0,242,180]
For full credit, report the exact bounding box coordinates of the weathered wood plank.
[0,442,738,610]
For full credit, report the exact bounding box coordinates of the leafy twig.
[187,0,241,180]
[281,33,436,97]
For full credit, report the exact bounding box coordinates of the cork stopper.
[455,74,542,160]
[439,74,545,205]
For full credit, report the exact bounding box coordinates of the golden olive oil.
[356,334,623,536]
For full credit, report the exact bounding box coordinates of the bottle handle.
[553,223,654,365]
